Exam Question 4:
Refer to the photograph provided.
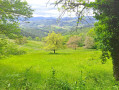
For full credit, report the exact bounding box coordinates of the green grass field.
[0,41,118,90]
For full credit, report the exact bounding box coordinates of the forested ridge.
[19,16,97,38]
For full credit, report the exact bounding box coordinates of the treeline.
[43,28,98,53]
[19,16,96,38]
[0,26,96,58]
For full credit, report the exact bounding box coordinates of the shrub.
[2,43,26,55]
[15,37,27,45]
[0,39,26,58]
[27,36,32,40]
[35,37,40,41]
[84,36,95,49]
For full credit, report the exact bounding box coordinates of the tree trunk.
[54,49,55,54]
[112,53,119,81]
[110,0,119,80]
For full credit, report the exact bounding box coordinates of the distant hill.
[19,16,97,38]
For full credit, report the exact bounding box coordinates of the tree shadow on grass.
[48,52,71,55]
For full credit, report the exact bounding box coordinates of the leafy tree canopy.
[67,36,83,50]
[0,0,33,23]
[44,31,64,53]
[0,0,33,38]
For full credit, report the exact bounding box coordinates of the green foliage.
[94,20,112,63]
[35,37,40,41]
[45,69,71,90]
[15,37,27,45]
[44,31,64,53]
[63,35,70,44]
[94,21,111,49]
[91,0,119,79]
[0,34,7,39]
[85,28,98,49]
[27,36,32,40]
[84,36,95,49]
[0,39,25,58]
[87,28,96,38]
[0,23,21,39]
[0,0,32,57]
[0,0,33,23]
[0,0,33,38]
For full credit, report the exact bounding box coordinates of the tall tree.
[55,0,119,80]
[94,0,119,80]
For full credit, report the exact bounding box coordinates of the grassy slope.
[0,40,117,90]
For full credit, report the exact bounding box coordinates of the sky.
[26,0,94,17]
[26,0,62,17]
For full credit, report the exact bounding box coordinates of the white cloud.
[26,0,60,17]
[26,0,48,5]
[26,0,94,17]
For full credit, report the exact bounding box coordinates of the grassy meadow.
[0,40,118,90]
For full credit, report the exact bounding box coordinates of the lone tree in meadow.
[44,31,64,54]
[67,36,82,50]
